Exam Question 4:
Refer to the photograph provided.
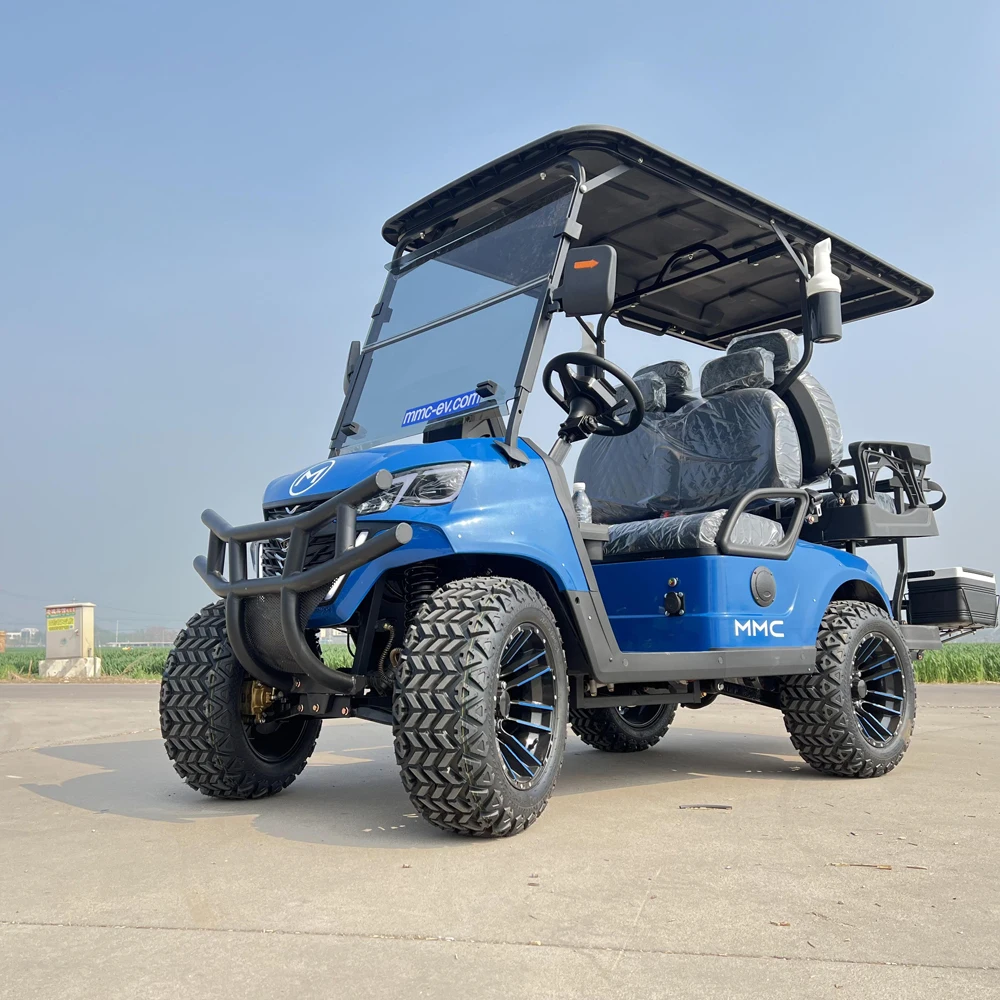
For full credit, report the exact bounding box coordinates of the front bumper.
[194,469,412,693]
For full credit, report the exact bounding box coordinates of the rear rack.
[797,440,943,623]
[194,469,412,693]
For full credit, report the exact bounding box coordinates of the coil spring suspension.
[404,563,438,628]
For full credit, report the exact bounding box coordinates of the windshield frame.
[328,167,584,458]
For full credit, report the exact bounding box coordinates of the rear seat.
[725,329,843,483]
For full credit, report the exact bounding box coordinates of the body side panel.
[593,542,889,653]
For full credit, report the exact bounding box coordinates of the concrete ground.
[0,683,997,1000]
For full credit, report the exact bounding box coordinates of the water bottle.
[572,482,592,523]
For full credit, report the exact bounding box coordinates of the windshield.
[334,184,574,453]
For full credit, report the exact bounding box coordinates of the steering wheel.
[542,352,645,438]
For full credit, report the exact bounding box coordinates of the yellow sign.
[47,616,75,631]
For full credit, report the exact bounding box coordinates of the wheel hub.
[850,632,906,747]
[496,684,512,719]
[494,624,556,789]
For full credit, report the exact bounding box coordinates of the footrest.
[898,624,942,652]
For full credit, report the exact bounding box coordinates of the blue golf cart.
[160,127,996,836]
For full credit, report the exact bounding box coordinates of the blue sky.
[2,1,997,632]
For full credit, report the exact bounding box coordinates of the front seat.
[576,347,802,557]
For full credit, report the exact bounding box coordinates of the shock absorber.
[404,563,438,628]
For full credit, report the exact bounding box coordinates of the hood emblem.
[289,459,336,497]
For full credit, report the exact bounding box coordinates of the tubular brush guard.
[193,469,412,694]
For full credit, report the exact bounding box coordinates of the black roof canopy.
[382,126,933,348]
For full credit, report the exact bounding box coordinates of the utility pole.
[115,620,119,646]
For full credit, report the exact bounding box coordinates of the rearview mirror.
[343,340,361,394]
[558,245,617,317]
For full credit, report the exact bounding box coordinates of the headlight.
[398,463,469,506]
[355,481,404,515]
[354,462,469,515]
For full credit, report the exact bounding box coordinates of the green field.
[1,642,997,683]
[0,644,354,680]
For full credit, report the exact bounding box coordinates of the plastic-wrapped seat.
[726,329,843,482]
[604,508,785,558]
[576,349,802,557]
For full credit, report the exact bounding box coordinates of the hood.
[262,439,494,506]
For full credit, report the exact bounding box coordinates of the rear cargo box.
[907,568,998,628]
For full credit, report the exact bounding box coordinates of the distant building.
[2,629,41,647]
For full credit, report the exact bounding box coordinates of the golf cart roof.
[382,126,933,347]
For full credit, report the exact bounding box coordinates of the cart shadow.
[22,724,813,849]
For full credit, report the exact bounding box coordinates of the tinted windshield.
[336,185,573,453]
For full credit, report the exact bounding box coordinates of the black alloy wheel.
[495,624,557,788]
[850,632,907,746]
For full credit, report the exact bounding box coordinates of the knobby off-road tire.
[569,703,677,753]
[393,577,568,837]
[780,600,916,778]
[160,601,321,798]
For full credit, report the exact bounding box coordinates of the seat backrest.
[726,330,844,482]
[577,349,802,514]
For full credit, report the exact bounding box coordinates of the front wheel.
[393,577,568,837]
[780,600,916,778]
[160,601,321,798]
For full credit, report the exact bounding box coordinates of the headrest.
[618,360,694,413]
[636,360,692,400]
[701,347,774,397]
[727,329,801,374]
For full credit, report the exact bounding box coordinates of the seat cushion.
[605,509,785,558]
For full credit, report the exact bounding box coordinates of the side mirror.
[557,245,617,317]
[343,340,361,394]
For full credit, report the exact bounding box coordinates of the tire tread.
[393,577,565,837]
[159,601,319,799]
[780,600,915,778]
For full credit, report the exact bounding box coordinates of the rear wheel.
[393,577,568,837]
[780,600,916,778]
[160,602,321,798]
[570,702,676,752]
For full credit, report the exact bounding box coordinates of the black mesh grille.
[260,498,338,577]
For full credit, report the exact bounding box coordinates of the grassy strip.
[0,643,355,680]
[3,643,998,683]
[915,644,1000,683]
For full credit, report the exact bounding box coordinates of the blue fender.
[262,439,587,627]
